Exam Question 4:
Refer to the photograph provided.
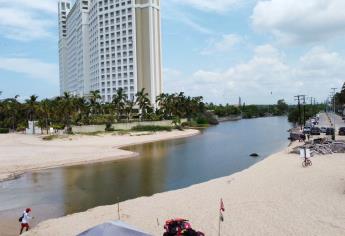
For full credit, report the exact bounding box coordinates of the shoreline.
[24,142,345,236]
[0,129,200,182]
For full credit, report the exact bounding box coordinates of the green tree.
[276,99,288,115]
[112,88,126,122]
[136,88,151,121]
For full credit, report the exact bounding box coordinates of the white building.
[58,0,163,103]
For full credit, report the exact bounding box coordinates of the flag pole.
[218,208,221,236]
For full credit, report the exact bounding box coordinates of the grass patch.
[77,131,105,136]
[113,130,130,135]
[182,121,209,128]
[131,125,172,132]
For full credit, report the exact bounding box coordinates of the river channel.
[0,117,291,233]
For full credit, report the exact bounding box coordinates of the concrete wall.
[72,119,186,133]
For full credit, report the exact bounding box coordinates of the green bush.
[16,124,26,132]
[196,111,219,125]
[42,135,59,141]
[196,117,208,125]
[105,122,115,132]
[52,124,65,130]
[131,125,172,132]
[0,128,9,134]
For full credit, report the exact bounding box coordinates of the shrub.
[52,124,65,130]
[196,111,219,125]
[105,122,115,132]
[16,124,26,132]
[42,135,59,141]
[0,128,9,134]
[131,125,172,132]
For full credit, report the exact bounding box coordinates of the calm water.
[0,117,291,220]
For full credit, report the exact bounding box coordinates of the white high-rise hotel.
[58,0,163,103]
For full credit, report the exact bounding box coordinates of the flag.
[219,198,225,222]
[220,198,225,212]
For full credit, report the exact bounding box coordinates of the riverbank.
[24,142,345,236]
[0,129,199,182]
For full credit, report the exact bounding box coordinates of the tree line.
[333,82,345,113]
[209,99,289,119]
[0,89,207,133]
[1,88,301,134]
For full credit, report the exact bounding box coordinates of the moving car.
[310,127,321,135]
[338,127,345,136]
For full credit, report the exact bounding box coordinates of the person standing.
[19,208,33,235]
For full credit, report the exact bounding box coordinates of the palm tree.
[60,92,75,133]
[156,93,170,119]
[124,97,136,123]
[75,97,90,125]
[89,90,101,115]
[112,88,126,122]
[2,95,20,131]
[25,95,39,134]
[25,95,38,120]
[39,99,52,134]
[136,88,151,121]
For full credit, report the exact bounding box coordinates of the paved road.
[318,112,344,130]
[317,112,345,140]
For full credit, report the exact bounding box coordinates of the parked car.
[310,127,321,135]
[320,127,327,133]
[303,126,311,134]
[326,128,335,135]
[338,127,345,136]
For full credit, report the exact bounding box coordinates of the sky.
[0,0,345,105]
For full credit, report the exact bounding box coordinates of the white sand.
[25,144,345,236]
[0,129,199,182]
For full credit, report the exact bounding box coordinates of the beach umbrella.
[77,221,152,236]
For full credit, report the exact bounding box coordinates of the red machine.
[163,218,205,236]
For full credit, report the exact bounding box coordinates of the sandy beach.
[0,129,199,182]
[23,142,345,236]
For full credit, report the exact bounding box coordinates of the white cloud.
[165,45,345,104]
[0,0,57,14]
[172,0,244,13]
[201,34,241,55]
[162,3,213,35]
[0,0,57,41]
[252,0,345,44]
[0,57,59,83]
[297,47,345,90]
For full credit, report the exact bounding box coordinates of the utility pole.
[302,95,306,126]
[295,95,306,129]
[331,88,337,129]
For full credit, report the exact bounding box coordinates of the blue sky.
[1,0,345,104]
